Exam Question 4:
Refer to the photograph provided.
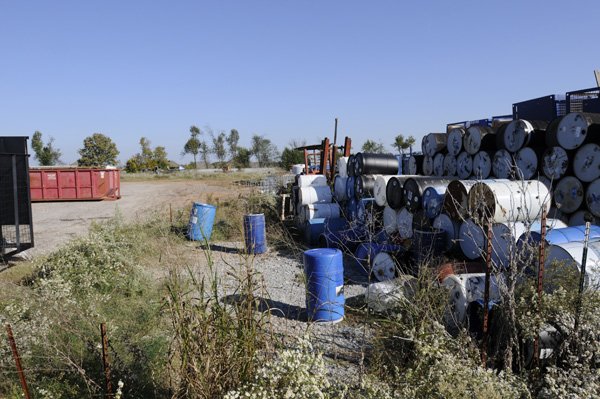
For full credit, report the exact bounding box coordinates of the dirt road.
[27,180,241,256]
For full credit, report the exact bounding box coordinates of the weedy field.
[1,170,599,398]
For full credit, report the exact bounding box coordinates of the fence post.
[533,207,547,366]
[6,324,31,399]
[100,323,113,398]
[481,218,493,365]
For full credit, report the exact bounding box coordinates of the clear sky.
[1,0,599,166]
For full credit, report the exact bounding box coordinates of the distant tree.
[361,140,386,154]
[251,134,278,167]
[233,147,251,169]
[153,146,169,170]
[226,129,240,159]
[78,133,119,167]
[31,130,61,166]
[199,141,211,168]
[212,131,227,166]
[183,125,202,168]
[280,147,305,170]
[125,137,169,172]
[393,134,416,155]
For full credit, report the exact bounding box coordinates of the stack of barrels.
[419,112,600,226]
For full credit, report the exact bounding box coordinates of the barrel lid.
[386,177,404,210]
[514,147,538,180]
[557,112,589,150]
[423,156,434,176]
[372,252,397,281]
[472,151,492,179]
[443,154,457,176]
[447,128,464,156]
[542,147,569,179]
[397,207,413,239]
[491,223,511,268]
[504,119,534,153]
[459,219,485,259]
[193,202,216,209]
[433,153,445,176]
[554,176,584,213]
[574,143,600,182]
[408,155,418,175]
[586,178,600,217]
[456,152,473,179]
[383,206,398,233]
[433,213,457,251]
[402,179,421,211]
[492,149,513,179]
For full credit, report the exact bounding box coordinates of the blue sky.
[1,1,599,165]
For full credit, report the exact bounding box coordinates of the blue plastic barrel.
[346,176,356,201]
[243,213,267,254]
[524,225,600,247]
[187,202,217,241]
[304,248,345,323]
[304,218,326,245]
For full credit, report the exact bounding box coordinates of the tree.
[125,137,170,172]
[280,147,305,171]
[199,141,210,168]
[233,147,251,169]
[153,146,169,170]
[31,130,61,166]
[226,129,240,159]
[78,133,119,167]
[393,134,416,155]
[361,140,385,154]
[251,135,279,167]
[183,125,202,168]
[212,131,227,166]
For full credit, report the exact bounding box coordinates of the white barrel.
[469,180,551,223]
[337,157,349,178]
[298,186,333,205]
[503,119,536,153]
[546,241,600,290]
[443,273,500,326]
[574,143,600,182]
[433,153,445,176]
[407,154,422,175]
[443,154,457,176]
[542,147,570,180]
[423,133,447,156]
[383,206,399,234]
[554,112,598,150]
[433,213,460,251]
[464,125,494,155]
[372,252,397,282]
[491,222,527,268]
[333,175,348,201]
[459,218,485,259]
[447,127,465,156]
[456,152,473,179]
[472,151,492,179]
[397,207,413,239]
[492,149,513,179]
[568,210,599,227]
[305,203,341,221]
[443,179,479,220]
[374,175,395,206]
[297,174,328,187]
[527,218,568,231]
[514,147,539,180]
[554,176,584,213]
[291,164,305,175]
[586,178,600,217]
[423,155,434,176]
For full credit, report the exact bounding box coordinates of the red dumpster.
[29,167,121,201]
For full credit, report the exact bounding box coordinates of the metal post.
[333,117,338,146]
[533,207,547,365]
[169,204,173,225]
[6,324,31,399]
[481,218,493,365]
[574,221,591,333]
[12,155,21,249]
[100,323,113,398]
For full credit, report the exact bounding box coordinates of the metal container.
[464,125,495,155]
[568,210,599,226]
[383,206,399,234]
[337,157,349,178]
[29,167,121,201]
[347,154,356,177]
[422,133,447,156]
[374,175,394,206]
[355,153,399,175]
[456,152,473,179]
[299,185,333,205]
[333,175,348,202]
[304,203,341,221]
[356,198,376,224]
[372,252,398,281]
[502,119,548,153]
[433,213,460,251]
[586,178,600,217]
[490,222,527,268]
[345,176,356,201]
[542,147,571,180]
[403,177,452,212]
[549,112,600,150]
[433,153,445,176]
[553,176,584,213]
[472,151,492,179]
[459,218,485,259]
[469,180,551,223]
[443,154,457,176]
[385,176,404,210]
[492,149,513,179]
[447,127,465,156]
[297,174,328,187]
[422,185,447,219]
[304,248,345,323]
[573,143,600,182]
[545,241,600,289]
[407,154,424,175]
[514,147,541,180]
[397,207,414,239]
[422,155,434,176]
[355,174,379,199]
[442,179,485,220]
